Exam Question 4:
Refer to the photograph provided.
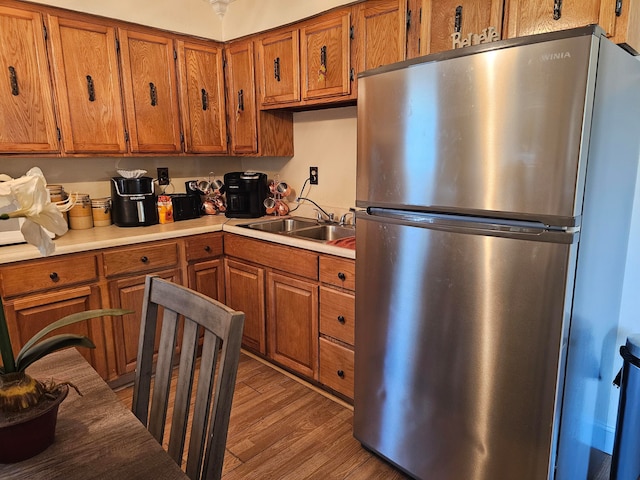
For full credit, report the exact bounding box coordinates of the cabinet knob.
[204,245,211,252]
[49,272,59,282]
[140,256,149,263]
[337,272,346,281]
[337,370,345,378]
[337,315,345,324]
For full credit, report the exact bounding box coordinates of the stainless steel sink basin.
[241,217,318,233]
[285,224,356,242]
[238,217,355,245]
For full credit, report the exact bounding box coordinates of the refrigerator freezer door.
[356,34,599,227]
[354,214,576,480]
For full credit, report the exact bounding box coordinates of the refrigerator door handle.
[362,208,579,244]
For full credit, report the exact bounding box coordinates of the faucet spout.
[296,197,334,222]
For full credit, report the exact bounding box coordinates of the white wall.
[29,0,224,39]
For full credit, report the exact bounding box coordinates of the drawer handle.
[140,256,149,263]
[49,272,59,282]
[337,370,345,378]
[337,272,346,281]
[337,315,345,324]
[204,245,211,252]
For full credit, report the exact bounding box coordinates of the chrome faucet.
[339,210,355,226]
[296,197,334,223]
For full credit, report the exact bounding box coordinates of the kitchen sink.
[238,217,355,244]
[284,224,355,242]
[241,217,318,233]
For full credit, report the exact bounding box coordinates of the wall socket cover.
[310,166,318,185]
[157,167,170,185]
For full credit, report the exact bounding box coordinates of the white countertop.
[0,215,356,265]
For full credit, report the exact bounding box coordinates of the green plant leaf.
[0,297,16,374]
[17,308,132,360]
[16,334,96,372]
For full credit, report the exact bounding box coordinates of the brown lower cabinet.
[0,230,355,400]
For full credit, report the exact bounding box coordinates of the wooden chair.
[132,275,244,480]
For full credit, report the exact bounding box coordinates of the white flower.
[0,168,68,256]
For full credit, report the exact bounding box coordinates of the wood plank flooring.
[114,351,409,480]
[115,351,613,479]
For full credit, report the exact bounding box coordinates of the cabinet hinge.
[616,0,623,16]
[42,23,47,41]
[350,25,354,40]
[407,9,412,30]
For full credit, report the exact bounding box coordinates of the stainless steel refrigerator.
[354,26,640,480]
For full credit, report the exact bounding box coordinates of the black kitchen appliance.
[223,172,268,218]
[170,194,201,221]
[111,177,158,227]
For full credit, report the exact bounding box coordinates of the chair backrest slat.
[132,276,244,480]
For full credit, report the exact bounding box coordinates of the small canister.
[91,197,112,227]
[47,184,68,225]
[68,193,93,230]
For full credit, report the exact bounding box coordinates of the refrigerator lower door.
[354,213,577,480]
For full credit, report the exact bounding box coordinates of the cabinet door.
[300,11,352,101]
[225,40,258,154]
[119,29,182,154]
[3,285,108,379]
[598,0,640,54]
[188,258,225,302]
[47,15,127,154]
[0,6,59,153]
[423,0,504,54]
[177,40,227,154]
[108,268,182,378]
[257,29,300,106]
[224,259,266,354]
[267,271,318,379]
[504,0,601,39]
[353,0,407,73]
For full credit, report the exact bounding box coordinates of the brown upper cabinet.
[176,39,227,154]
[352,0,407,72]
[118,28,182,154]
[0,5,59,153]
[300,10,352,101]
[421,0,504,55]
[225,39,294,156]
[225,40,259,154]
[256,27,301,107]
[47,14,127,154]
[504,0,640,55]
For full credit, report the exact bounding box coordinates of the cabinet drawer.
[319,337,354,400]
[319,255,355,290]
[319,286,354,345]
[224,234,318,280]
[103,241,179,277]
[185,233,223,262]
[0,254,98,298]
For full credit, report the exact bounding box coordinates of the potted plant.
[0,168,131,462]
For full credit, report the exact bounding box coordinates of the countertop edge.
[0,215,356,265]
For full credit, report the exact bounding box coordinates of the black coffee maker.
[223,172,268,218]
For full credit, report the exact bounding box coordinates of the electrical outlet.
[157,167,170,186]
[309,166,318,185]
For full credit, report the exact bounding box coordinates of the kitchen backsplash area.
[1,106,357,223]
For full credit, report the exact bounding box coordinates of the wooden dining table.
[0,348,189,479]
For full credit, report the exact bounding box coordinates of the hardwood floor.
[114,351,409,479]
[115,351,612,479]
